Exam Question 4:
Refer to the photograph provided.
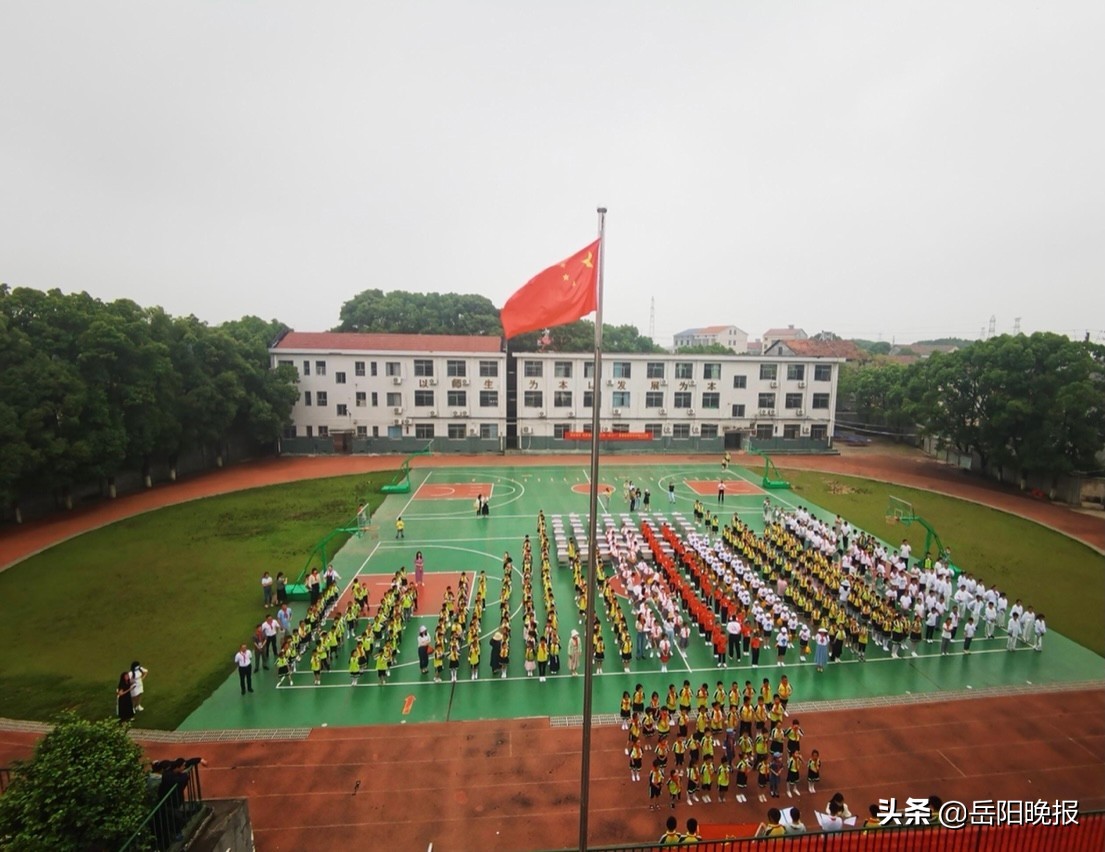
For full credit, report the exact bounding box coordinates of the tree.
[0,713,148,852]
[671,343,736,355]
[336,290,501,335]
[508,320,665,353]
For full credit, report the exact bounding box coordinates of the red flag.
[500,239,600,339]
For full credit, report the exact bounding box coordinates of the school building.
[269,332,843,454]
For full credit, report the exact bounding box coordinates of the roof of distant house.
[908,342,961,356]
[273,331,503,353]
[763,326,807,338]
[767,338,866,359]
[675,324,746,337]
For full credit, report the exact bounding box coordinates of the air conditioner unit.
[797,409,805,417]
[659,380,668,386]
[663,424,672,435]
[798,381,806,388]
[393,407,403,414]
[567,411,575,418]
[538,412,547,418]
[606,379,614,386]
[394,418,401,425]
[770,380,778,388]
[392,377,402,385]
[522,426,532,435]
[462,379,471,386]
[402,418,412,425]
[687,409,696,416]
[452,410,461,417]
[659,408,668,415]
[429,410,437,417]
[611,408,622,416]
[768,409,776,415]
[429,379,438,386]
[469,428,478,436]
[461,410,468,417]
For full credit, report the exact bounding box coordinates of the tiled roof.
[273,332,502,353]
[768,339,865,359]
[763,326,806,338]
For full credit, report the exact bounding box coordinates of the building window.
[583,362,595,379]
[756,424,774,440]
[554,391,573,408]
[814,364,832,382]
[646,362,665,379]
[356,425,367,437]
[414,359,433,377]
[785,393,803,409]
[812,393,831,409]
[315,361,326,376]
[479,360,499,378]
[612,391,630,408]
[672,423,691,439]
[611,361,631,379]
[303,391,312,406]
[732,375,747,389]
[757,393,776,409]
[703,363,721,380]
[787,364,805,381]
[811,424,828,440]
[673,392,692,409]
[731,403,746,417]
[783,425,800,439]
[316,392,328,407]
[336,404,348,416]
[448,424,466,439]
[645,391,664,408]
[302,360,310,376]
[480,423,498,439]
[675,362,693,379]
[318,425,329,438]
[277,359,294,369]
[700,424,718,438]
[282,424,297,439]
[554,361,573,378]
[355,361,366,377]
[447,360,466,377]
[583,391,594,408]
[523,361,543,378]
[371,362,378,377]
[371,392,378,407]
[414,390,434,407]
[334,372,346,384]
[386,392,401,407]
[415,424,435,439]
[701,392,720,409]
[447,390,467,408]
[611,423,629,434]
[386,361,401,377]
[356,392,367,407]
[553,423,572,439]
[644,422,662,436]
[305,425,313,437]
[759,364,777,381]
[523,390,543,408]
[479,390,499,407]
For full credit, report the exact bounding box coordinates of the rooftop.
[273,331,503,354]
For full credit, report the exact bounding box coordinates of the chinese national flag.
[500,239,600,339]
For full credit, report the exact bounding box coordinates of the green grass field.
[0,463,1100,732]
[768,467,1105,656]
[0,473,393,730]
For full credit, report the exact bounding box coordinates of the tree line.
[839,333,1105,482]
[0,286,298,516]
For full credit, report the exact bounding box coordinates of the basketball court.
[178,462,1103,732]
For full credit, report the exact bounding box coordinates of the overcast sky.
[2,2,1102,346]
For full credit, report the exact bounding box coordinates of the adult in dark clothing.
[117,670,135,723]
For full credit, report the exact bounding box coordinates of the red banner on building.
[563,431,654,442]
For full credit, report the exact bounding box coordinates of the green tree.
[336,290,502,335]
[671,342,735,355]
[508,320,664,353]
[0,713,148,852]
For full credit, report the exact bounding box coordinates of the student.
[699,759,714,803]
[862,803,883,831]
[962,617,977,654]
[1006,612,1021,651]
[756,807,787,838]
[432,643,444,683]
[620,691,632,729]
[629,742,644,782]
[395,517,404,538]
[667,768,683,809]
[685,763,699,804]
[648,760,664,810]
[659,816,681,844]
[786,750,802,798]
[683,817,702,843]
[783,806,807,834]
[806,749,821,794]
[768,751,783,798]
[717,760,731,801]
[1033,613,1046,651]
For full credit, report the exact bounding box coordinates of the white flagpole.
[577,206,606,852]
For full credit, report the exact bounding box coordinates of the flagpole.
[578,206,606,852]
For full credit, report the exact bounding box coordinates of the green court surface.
[178,464,1104,731]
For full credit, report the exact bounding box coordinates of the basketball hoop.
[885,514,898,525]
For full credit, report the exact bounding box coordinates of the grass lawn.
[0,472,394,730]
[765,467,1105,657]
